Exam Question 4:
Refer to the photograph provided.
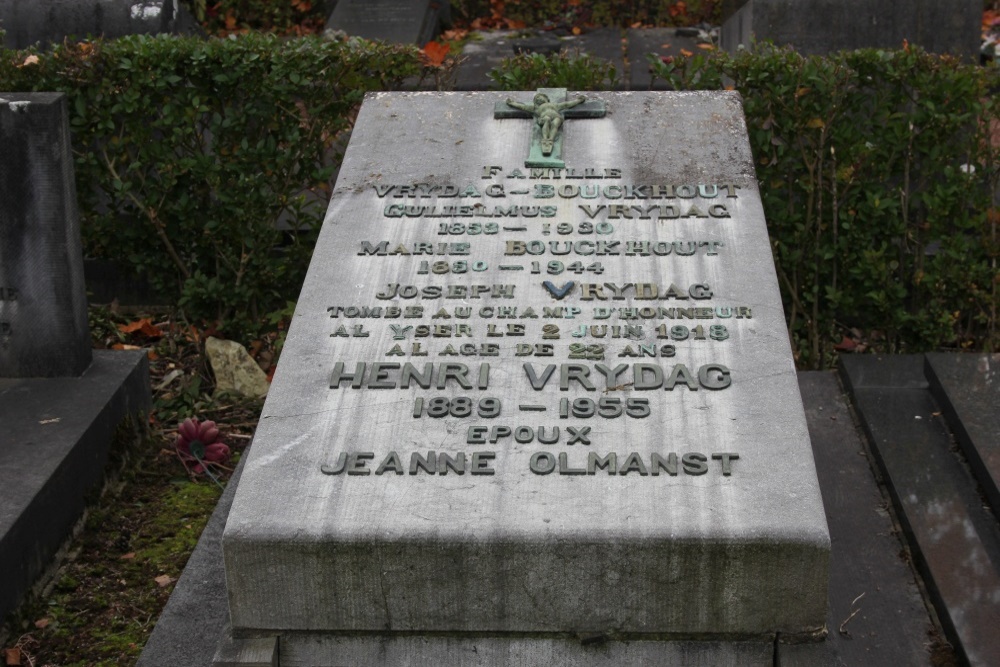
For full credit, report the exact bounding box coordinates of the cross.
[494,88,606,169]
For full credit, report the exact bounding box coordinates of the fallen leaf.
[154,574,176,588]
[111,343,142,351]
[4,647,20,665]
[120,552,136,560]
[806,117,825,129]
[680,48,693,57]
[697,43,714,50]
[571,26,581,35]
[34,618,50,629]
[118,317,162,338]
[22,55,39,66]
[421,41,450,67]
[147,349,159,361]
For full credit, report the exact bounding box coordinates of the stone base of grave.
[214,631,773,666]
[0,350,150,625]
[138,371,950,667]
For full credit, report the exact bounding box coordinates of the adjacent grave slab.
[221,89,829,660]
[0,0,200,50]
[0,91,151,627]
[840,355,1000,666]
[0,93,91,378]
[785,372,935,666]
[924,353,1000,515]
[720,0,981,60]
[0,350,149,625]
[325,0,448,45]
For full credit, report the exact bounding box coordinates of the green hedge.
[0,33,422,335]
[649,46,1000,366]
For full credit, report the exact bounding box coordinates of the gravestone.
[217,90,830,664]
[0,93,91,378]
[0,92,149,627]
[0,0,201,50]
[325,0,449,45]
[720,0,981,60]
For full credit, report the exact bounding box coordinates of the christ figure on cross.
[505,92,587,156]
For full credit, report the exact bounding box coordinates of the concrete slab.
[924,353,1000,515]
[787,371,935,665]
[455,30,516,90]
[326,0,447,46]
[221,90,829,641]
[840,354,1000,666]
[274,635,774,666]
[720,0,981,61]
[0,349,150,625]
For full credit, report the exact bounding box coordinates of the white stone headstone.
[220,91,830,661]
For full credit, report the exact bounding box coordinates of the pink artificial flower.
[175,418,230,474]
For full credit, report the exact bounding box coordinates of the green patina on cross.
[495,88,606,169]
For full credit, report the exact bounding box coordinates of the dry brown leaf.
[4,648,20,666]
[154,574,176,587]
[22,55,39,66]
[118,317,163,338]
[34,618,50,629]
[120,552,136,560]
[421,41,450,67]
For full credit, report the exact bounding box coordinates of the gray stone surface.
[140,370,959,666]
[222,90,829,642]
[924,353,1000,515]
[720,0,981,60]
[0,0,200,50]
[276,636,774,666]
[0,93,91,378]
[0,349,149,625]
[326,0,448,45]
